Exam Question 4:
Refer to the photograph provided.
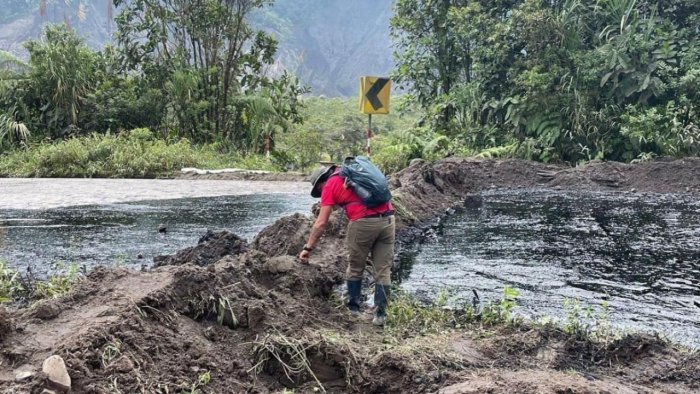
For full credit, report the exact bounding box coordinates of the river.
[0,179,314,275]
[399,189,700,348]
[2,180,698,347]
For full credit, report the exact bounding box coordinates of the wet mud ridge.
[1,158,699,393]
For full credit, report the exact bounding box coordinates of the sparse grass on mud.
[0,259,80,302]
[385,287,521,339]
[248,286,669,393]
[0,128,282,178]
[382,286,688,371]
[249,325,467,393]
[0,259,23,302]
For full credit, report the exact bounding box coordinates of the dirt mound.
[251,209,349,258]
[389,157,700,231]
[153,230,248,267]
[0,306,12,341]
[2,157,699,393]
[549,157,700,192]
[252,213,312,257]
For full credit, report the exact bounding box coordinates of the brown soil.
[389,157,700,231]
[153,230,249,267]
[1,158,699,393]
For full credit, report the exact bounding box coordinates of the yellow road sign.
[359,76,391,114]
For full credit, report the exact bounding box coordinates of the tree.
[391,0,473,131]
[391,0,700,163]
[22,24,99,138]
[113,0,299,146]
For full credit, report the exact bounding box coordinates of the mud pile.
[1,158,699,393]
[153,230,248,267]
[388,157,700,230]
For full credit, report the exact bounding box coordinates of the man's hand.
[298,205,332,264]
[298,249,310,263]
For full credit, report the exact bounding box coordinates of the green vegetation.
[392,0,700,164]
[33,262,80,300]
[278,96,420,171]
[386,287,523,338]
[0,1,306,160]
[562,297,616,342]
[0,128,283,177]
[101,340,122,368]
[387,286,619,345]
[189,371,212,394]
[0,259,80,302]
[0,260,23,302]
[2,1,700,176]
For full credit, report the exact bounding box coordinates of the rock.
[137,253,144,259]
[15,370,35,381]
[42,355,71,392]
[32,302,62,320]
[158,224,167,234]
[264,256,296,274]
[41,390,57,394]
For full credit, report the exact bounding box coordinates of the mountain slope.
[0,0,394,97]
[254,0,394,96]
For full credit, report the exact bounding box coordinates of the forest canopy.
[391,0,700,163]
[1,0,699,175]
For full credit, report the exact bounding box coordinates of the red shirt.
[320,172,393,221]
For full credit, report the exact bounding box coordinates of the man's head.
[309,165,336,198]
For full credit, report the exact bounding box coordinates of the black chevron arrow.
[365,78,389,110]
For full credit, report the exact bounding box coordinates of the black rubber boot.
[346,280,362,315]
[373,284,391,326]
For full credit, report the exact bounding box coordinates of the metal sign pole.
[367,113,372,156]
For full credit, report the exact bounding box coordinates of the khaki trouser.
[346,216,395,285]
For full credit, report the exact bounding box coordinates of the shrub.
[0,128,263,177]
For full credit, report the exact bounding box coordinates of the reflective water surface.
[2,183,698,347]
[0,194,314,275]
[400,189,700,347]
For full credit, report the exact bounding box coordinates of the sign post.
[359,76,391,157]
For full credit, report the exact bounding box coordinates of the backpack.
[339,156,392,208]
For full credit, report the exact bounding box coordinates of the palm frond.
[0,113,31,146]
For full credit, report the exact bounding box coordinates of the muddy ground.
[1,158,699,393]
